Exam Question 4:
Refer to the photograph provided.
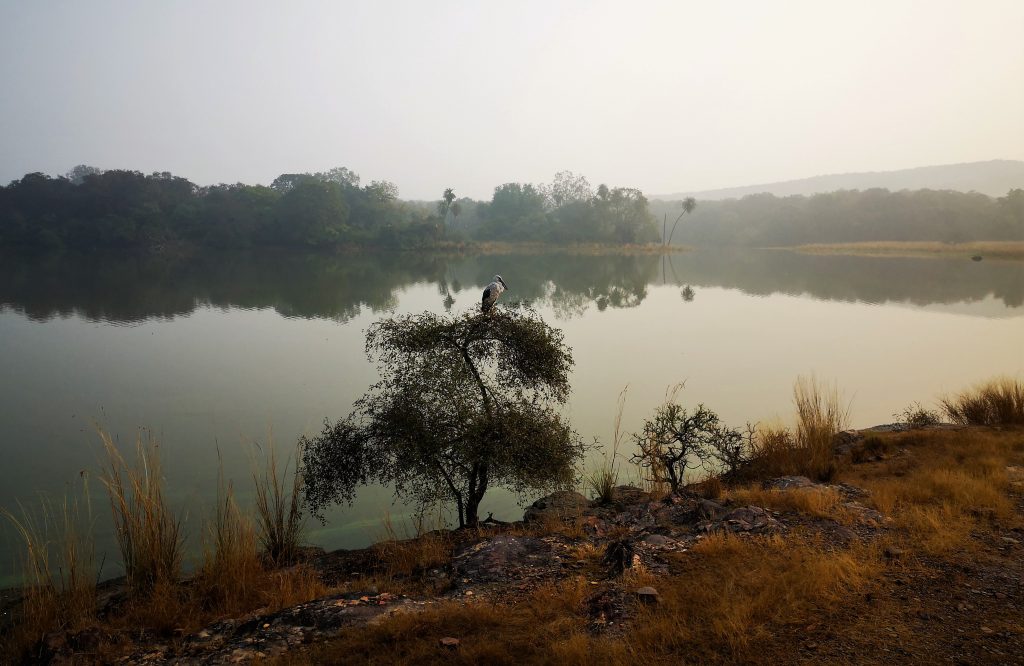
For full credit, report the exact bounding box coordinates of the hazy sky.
[1,0,1022,199]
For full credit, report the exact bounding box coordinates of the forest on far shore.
[1,166,1021,250]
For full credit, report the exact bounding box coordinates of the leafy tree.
[301,306,586,527]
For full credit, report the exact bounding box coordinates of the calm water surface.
[1,248,1022,585]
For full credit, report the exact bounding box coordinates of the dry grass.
[195,455,264,613]
[252,439,305,566]
[940,376,1024,426]
[847,428,1022,554]
[586,386,629,504]
[373,512,453,580]
[0,485,97,658]
[98,430,183,595]
[795,240,1024,259]
[742,377,848,482]
[728,485,848,521]
[289,535,879,665]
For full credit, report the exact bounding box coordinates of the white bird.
[481,275,508,313]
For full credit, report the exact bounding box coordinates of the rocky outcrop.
[523,491,592,522]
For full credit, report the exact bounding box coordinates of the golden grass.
[728,485,848,521]
[373,512,453,580]
[848,428,1022,554]
[98,430,183,595]
[288,535,879,665]
[252,439,305,566]
[742,376,848,482]
[940,376,1024,426]
[0,485,97,658]
[794,240,1024,259]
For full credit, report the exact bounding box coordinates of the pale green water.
[1,248,1022,585]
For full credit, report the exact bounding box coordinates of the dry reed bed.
[795,240,1024,259]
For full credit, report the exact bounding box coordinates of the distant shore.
[791,240,1024,260]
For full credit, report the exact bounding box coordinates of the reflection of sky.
[1,276,1023,586]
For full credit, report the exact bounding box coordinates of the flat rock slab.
[523,491,592,522]
[700,505,782,534]
[453,535,556,585]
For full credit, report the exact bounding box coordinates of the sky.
[1,0,1022,200]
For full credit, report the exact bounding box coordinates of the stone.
[452,535,553,584]
[762,476,815,491]
[642,534,674,547]
[635,586,660,603]
[703,505,781,534]
[523,490,592,522]
[884,546,905,559]
[439,637,461,648]
[698,499,729,520]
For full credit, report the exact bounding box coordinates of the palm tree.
[665,197,697,246]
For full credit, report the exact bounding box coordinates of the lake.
[1,247,1022,586]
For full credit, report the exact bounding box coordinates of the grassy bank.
[792,240,1024,260]
[2,377,1023,663]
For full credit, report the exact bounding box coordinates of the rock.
[762,476,815,491]
[642,534,675,547]
[452,535,553,584]
[439,637,461,648]
[832,429,863,455]
[703,505,781,534]
[523,491,592,522]
[981,626,994,634]
[971,255,983,262]
[698,499,729,520]
[611,485,649,505]
[634,586,660,603]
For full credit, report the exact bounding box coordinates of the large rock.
[452,535,554,584]
[523,490,592,523]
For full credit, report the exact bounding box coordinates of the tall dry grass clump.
[940,376,1024,426]
[252,440,305,565]
[1,486,97,657]
[373,511,452,581]
[98,430,183,595]
[793,375,849,477]
[586,386,629,504]
[746,376,849,481]
[197,456,263,611]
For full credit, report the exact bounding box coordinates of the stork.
[481,275,508,313]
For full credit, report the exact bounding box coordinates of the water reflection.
[1,248,1021,325]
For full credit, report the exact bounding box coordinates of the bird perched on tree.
[481,275,508,313]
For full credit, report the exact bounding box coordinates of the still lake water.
[1,248,1022,585]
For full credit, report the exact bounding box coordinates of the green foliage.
[301,306,586,527]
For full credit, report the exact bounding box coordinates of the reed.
[586,386,629,504]
[97,430,182,595]
[252,439,305,565]
[1,485,97,657]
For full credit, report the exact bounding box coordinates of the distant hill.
[653,160,1024,201]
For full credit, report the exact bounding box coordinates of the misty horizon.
[2,1,1023,200]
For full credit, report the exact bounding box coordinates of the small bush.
[895,402,942,430]
[587,386,628,504]
[940,377,1024,426]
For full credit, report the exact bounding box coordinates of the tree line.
[2,165,1020,250]
[0,167,659,250]
[650,188,1024,246]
